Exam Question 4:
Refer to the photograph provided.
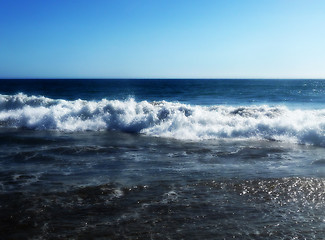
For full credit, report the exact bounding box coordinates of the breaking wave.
[0,93,324,146]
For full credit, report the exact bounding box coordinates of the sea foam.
[0,93,324,146]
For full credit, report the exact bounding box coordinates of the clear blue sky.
[1,0,325,78]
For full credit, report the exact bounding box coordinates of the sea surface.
[0,79,325,239]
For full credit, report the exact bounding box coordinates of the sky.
[0,0,325,79]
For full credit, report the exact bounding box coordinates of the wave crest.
[0,93,324,146]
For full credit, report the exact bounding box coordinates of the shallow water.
[1,129,325,239]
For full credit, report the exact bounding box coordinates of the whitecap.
[0,93,324,147]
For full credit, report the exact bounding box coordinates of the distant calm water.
[1,79,325,239]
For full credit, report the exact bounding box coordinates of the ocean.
[0,79,325,239]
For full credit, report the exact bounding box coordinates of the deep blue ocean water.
[0,79,325,239]
[1,79,324,108]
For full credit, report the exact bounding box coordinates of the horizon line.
[1,77,325,80]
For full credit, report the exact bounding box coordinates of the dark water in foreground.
[1,79,325,239]
[1,130,325,239]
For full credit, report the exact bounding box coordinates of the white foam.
[0,93,325,146]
